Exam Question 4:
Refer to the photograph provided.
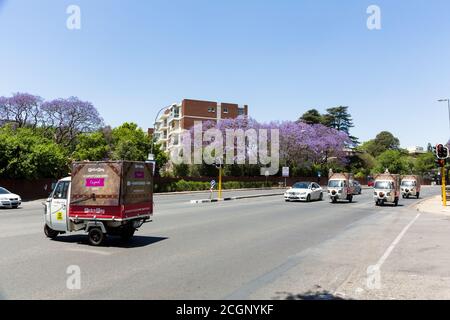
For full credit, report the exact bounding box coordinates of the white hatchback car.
[284,182,323,202]
[0,187,22,209]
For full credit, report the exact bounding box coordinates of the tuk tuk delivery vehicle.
[373,172,400,206]
[327,173,355,203]
[43,161,153,246]
[401,175,421,199]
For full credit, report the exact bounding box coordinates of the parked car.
[0,187,22,209]
[352,181,362,195]
[284,182,323,202]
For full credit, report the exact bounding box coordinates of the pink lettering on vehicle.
[86,178,105,187]
[135,171,145,179]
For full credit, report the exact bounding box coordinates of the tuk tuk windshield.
[374,181,394,190]
[401,181,416,187]
[328,180,344,188]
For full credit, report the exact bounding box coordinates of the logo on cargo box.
[134,171,145,179]
[86,178,105,187]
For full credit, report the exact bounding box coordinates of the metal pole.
[218,167,222,200]
[442,166,447,207]
[447,100,450,131]
[150,106,170,156]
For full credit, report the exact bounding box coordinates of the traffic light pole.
[442,166,447,207]
[218,166,223,200]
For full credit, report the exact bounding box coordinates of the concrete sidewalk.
[247,193,450,300]
[416,195,450,215]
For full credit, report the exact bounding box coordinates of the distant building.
[407,146,426,155]
[152,99,248,153]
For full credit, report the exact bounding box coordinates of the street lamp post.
[149,106,170,160]
[438,98,450,130]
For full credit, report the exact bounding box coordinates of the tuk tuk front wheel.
[44,225,59,239]
[88,228,105,246]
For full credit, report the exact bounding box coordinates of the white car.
[284,182,323,202]
[0,187,22,209]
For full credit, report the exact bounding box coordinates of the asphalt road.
[0,187,441,299]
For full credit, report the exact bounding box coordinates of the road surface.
[0,187,442,299]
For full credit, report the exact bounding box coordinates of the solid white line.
[373,212,422,269]
[67,248,113,256]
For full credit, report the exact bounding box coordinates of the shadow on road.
[279,290,349,300]
[53,234,168,248]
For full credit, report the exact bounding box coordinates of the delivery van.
[43,161,153,246]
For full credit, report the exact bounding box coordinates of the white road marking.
[373,212,421,270]
[66,248,113,256]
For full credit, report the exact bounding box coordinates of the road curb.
[158,187,286,196]
[190,192,285,204]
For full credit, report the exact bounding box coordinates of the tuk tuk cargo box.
[69,161,153,221]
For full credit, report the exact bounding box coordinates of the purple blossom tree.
[0,93,43,128]
[179,116,351,173]
[41,97,104,147]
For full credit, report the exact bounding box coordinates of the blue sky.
[1,0,450,148]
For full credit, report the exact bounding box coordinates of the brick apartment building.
[152,99,248,153]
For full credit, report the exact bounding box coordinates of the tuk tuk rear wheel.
[120,227,136,242]
[88,228,105,246]
[44,225,59,239]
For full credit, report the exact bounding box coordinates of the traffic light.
[436,144,449,160]
[436,159,446,167]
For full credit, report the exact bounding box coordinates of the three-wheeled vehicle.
[327,173,355,203]
[401,175,421,199]
[373,172,401,206]
[43,161,153,246]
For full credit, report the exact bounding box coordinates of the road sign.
[318,171,321,178]
[282,167,289,177]
[210,180,216,189]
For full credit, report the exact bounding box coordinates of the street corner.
[416,195,450,215]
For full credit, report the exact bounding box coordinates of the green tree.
[111,123,151,161]
[374,150,410,174]
[322,106,354,134]
[72,131,109,161]
[322,106,358,144]
[414,152,435,176]
[348,152,377,177]
[0,125,68,179]
[360,131,400,158]
[298,109,323,125]
[110,123,168,175]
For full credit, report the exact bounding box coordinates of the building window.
[238,108,244,116]
[208,107,215,113]
[223,107,228,114]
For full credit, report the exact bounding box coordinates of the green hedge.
[154,180,278,193]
